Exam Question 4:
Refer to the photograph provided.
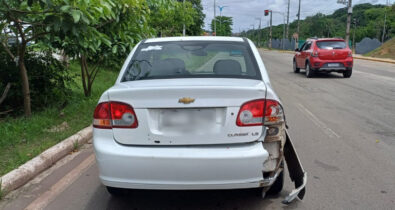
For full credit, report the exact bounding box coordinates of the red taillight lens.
[93,102,138,129]
[236,99,284,127]
[236,99,265,126]
[110,102,138,128]
[263,100,284,125]
[93,102,111,129]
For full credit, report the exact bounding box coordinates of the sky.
[201,0,390,32]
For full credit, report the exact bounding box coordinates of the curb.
[0,125,92,194]
[353,56,395,64]
[260,49,294,54]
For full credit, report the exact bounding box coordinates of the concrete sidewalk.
[353,54,395,64]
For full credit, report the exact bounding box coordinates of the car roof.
[307,38,345,42]
[145,36,245,43]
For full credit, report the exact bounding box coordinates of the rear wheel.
[293,59,300,73]
[267,171,284,195]
[343,69,352,78]
[305,62,314,78]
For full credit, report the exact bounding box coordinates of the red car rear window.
[316,41,347,50]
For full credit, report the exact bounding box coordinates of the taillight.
[236,99,284,127]
[311,51,318,57]
[93,102,111,129]
[348,51,352,57]
[93,102,138,129]
[263,100,284,125]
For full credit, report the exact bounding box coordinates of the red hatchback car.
[293,38,353,78]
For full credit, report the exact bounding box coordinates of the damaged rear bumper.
[282,129,307,204]
[94,129,271,190]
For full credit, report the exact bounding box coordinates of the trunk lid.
[316,40,349,60]
[318,49,349,60]
[108,78,267,145]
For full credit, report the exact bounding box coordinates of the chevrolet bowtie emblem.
[178,97,195,104]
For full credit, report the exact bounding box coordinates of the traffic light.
[264,10,270,16]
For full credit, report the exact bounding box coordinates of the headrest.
[150,58,186,76]
[213,59,242,75]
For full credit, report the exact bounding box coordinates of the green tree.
[248,3,394,46]
[148,0,196,37]
[211,16,233,36]
[53,0,150,97]
[177,0,205,35]
[0,0,73,116]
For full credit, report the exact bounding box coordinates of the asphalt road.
[1,50,395,210]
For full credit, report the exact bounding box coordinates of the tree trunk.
[80,55,90,97]
[19,53,32,117]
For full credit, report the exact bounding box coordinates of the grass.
[0,63,118,176]
[364,38,395,60]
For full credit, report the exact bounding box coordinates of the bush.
[0,50,73,115]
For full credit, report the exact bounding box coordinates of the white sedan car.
[93,36,306,203]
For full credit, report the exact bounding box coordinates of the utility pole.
[337,0,352,47]
[296,0,301,48]
[250,24,255,41]
[270,11,286,49]
[269,10,272,49]
[381,0,389,43]
[255,17,262,47]
[352,18,357,52]
[286,0,290,39]
[283,15,286,49]
[218,6,228,36]
[345,0,352,46]
[214,0,216,36]
[182,0,186,36]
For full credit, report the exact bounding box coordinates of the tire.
[343,69,352,78]
[293,59,300,73]
[106,186,126,197]
[267,171,284,195]
[305,62,314,78]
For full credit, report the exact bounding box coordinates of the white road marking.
[24,154,95,210]
[297,103,340,139]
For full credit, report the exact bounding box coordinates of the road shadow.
[291,71,345,79]
[85,186,300,210]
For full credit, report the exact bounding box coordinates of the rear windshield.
[121,41,261,81]
[316,41,347,49]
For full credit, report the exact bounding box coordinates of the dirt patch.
[366,38,395,60]
[44,122,70,133]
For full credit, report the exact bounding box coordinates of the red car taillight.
[348,51,352,57]
[236,99,284,127]
[311,51,319,57]
[93,102,138,129]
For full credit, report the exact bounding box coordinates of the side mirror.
[295,48,299,52]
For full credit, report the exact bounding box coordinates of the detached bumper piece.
[282,130,307,204]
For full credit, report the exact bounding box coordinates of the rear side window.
[303,42,311,51]
[316,41,347,49]
[121,41,261,81]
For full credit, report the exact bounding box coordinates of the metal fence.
[355,38,382,54]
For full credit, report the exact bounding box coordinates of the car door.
[295,42,306,68]
[300,41,312,68]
